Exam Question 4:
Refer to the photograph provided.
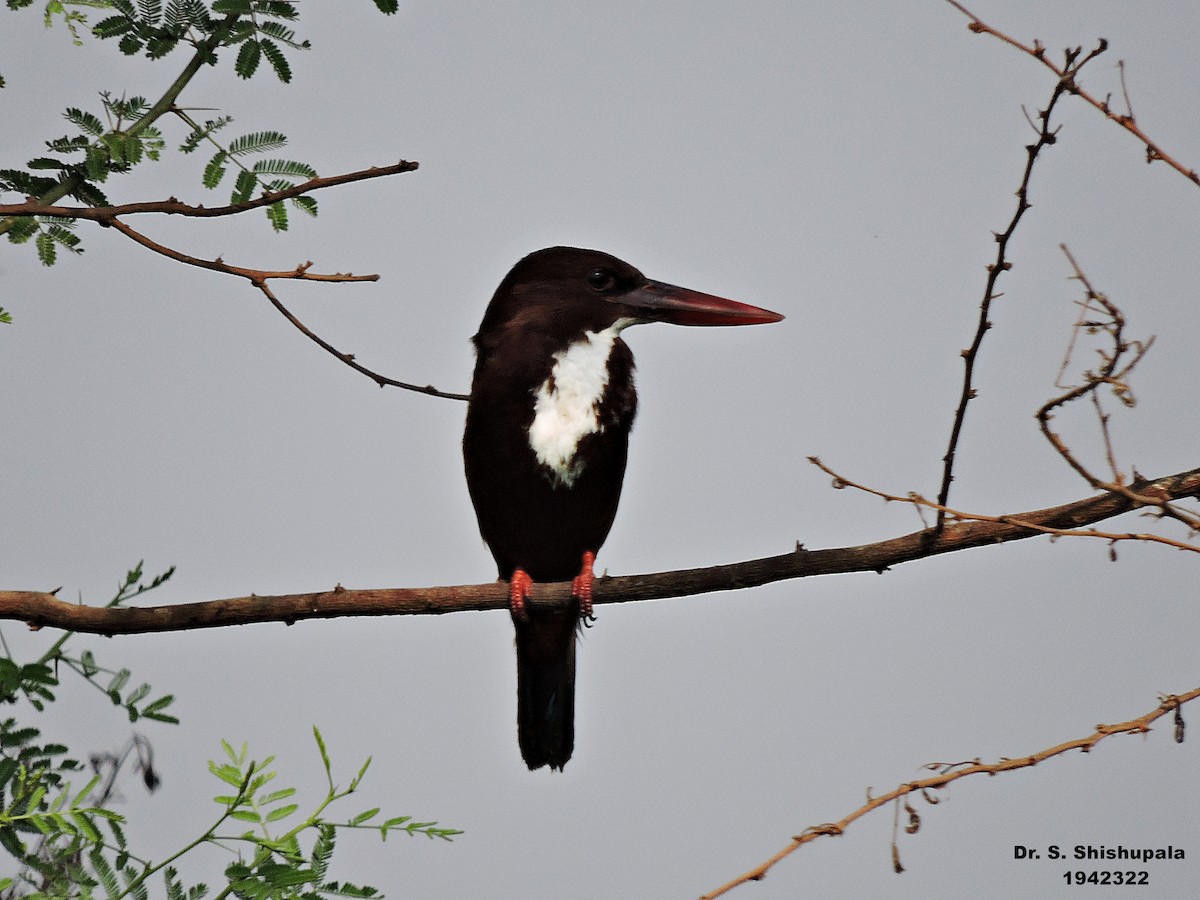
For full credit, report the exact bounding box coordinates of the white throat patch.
[528,318,635,488]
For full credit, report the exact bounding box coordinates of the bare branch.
[810,457,1199,554]
[699,688,1200,898]
[1036,247,1197,532]
[103,217,469,401]
[2,465,1197,636]
[934,44,1102,528]
[944,0,1200,186]
[256,279,470,400]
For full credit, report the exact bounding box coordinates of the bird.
[463,246,783,770]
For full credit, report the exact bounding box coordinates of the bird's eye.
[586,268,615,291]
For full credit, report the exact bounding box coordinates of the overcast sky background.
[2,2,1198,897]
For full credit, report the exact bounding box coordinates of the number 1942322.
[1063,870,1149,885]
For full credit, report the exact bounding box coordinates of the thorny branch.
[698,689,1199,899]
[933,40,1106,529]
[944,0,1200,188]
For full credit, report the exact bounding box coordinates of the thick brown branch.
[0,161,420,221]
[700,688,1200,899]
[3,466,1197,636]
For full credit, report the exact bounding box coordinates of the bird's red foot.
[572,551,596,624]
[509,569,533,623]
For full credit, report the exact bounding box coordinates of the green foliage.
[0,0,383,257]
[0,562,177,896]
[191,127,318,231]
[0,566,457,896]
[207,729,460,899]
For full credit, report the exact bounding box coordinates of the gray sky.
[2,2,1198,897]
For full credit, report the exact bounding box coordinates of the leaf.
[235,38,261,79]
[258,787,296,805]
[348,756,372,792]
[250,158,315,179]
[20,663,58,685]
[85,145,110,180]
[211,0,254,13]
[138,0,163,26]
[349,807,379,826]
[64,107,105,137]
[263,802,298,823]
[69,810,102,842]
[290,194,317,217]
[118,31,144,55]
[202,151,228,188]
[227,130,288,157]
[209,761,245,788]
[260,38,291,82]
[124,682,151,708]
[142,694,179,724]
[265,199,288,231]
[146,33,181,59]
[107,668,131,702]
[93,15,135,39]
[36,230,57,266]
[91,846,120,896]
[313,726,331,780]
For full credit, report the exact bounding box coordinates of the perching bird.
[463,247,783,770]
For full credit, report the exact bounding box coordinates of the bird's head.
[476,247,783,348]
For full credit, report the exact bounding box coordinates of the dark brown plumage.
[463,247,782,770]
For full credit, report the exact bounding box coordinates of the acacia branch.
[0,161,420,221]
[699,688,1198,899]
[944,0,1200,187]
[2,465,1196,636]
[0,13,241,237]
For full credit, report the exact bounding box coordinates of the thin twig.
[0,161,420,221]
[1036,246,1196,531]
[257,280,469,399]
[944,0,1200,185]
[699,689,1199,899]
[104,218,469,400]
[810,457,1199,554]
[934,44,1104,528]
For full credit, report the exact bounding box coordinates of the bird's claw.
[572,550,596,622]
[509,569,533,623]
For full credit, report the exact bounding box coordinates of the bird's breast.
[527,320,634,488]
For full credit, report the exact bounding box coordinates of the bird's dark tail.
[515,610,576,771]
